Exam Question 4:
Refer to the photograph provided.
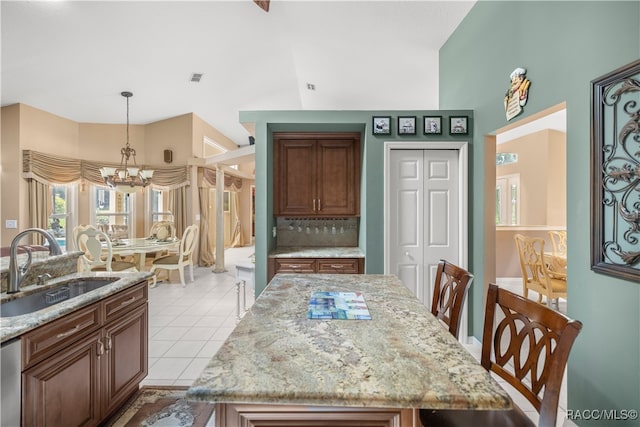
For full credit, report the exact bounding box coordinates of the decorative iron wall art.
[591,59,640,282]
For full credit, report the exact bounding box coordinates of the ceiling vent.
[190,73,204,83]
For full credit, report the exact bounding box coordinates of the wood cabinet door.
[22,331,102,427]
[101,303,148,418]
[317,139,359,216]
[274,139,316,215]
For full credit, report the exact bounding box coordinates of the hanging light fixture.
[100,91,154,193]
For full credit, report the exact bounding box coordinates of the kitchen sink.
[0,278,119,318]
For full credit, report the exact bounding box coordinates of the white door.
[385,142,469,339]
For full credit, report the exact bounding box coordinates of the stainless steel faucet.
[8,228,63,294]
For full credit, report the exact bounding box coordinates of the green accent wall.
[242,109,472,297]
[439,1,640,424]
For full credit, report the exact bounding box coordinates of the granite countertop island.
[187,274,511,413]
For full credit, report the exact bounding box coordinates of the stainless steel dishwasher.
[1,338,21,426]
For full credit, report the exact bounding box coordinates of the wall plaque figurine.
[505,67,531,121]
[591,59,640,282]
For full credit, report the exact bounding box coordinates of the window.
[496,174,520,225]
[149,188,173,230]
[92,187,133,240]
[48,185,76,251]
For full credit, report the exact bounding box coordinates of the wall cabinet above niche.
[274,132,361,217]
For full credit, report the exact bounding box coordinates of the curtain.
[168,187,188,239]
[27,180,50,244]
[23,150,190,190]
[229,191,244,247]
[201,167,243,191]
[198,186,214,266]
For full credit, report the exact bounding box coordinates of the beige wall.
[1,104,80,243]
[496,129,566,226]
[495,129,567,277]
[1,103,255,248]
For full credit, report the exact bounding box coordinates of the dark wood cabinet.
[274,133,360,217]
[22,331,102,427]
[21,280,148,427]
[216,403,416,427]
[268,257,364,282]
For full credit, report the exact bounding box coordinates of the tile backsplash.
[275,217,358,247]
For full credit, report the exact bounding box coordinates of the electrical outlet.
[5,220,17,229]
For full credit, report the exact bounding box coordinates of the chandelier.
[99,91,153,193]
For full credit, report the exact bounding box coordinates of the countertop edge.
[268,247,365,258]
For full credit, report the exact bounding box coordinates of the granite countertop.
[187,274,511,410]
[1,271,153,343]
[269,247,365,258]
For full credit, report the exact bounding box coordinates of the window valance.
[200,167,243,192]
[22,150,190,190]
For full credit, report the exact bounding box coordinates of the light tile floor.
[141,254,573,426]
[141,245,256,388]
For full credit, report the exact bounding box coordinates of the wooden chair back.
[76,227,137,272]
[150,221,176,241]
[71,224,97,251]
[481,283,582,427]
[514,234,567,307]
[431,259,473,339]
[150,224,199,287]
[179,224,199,261]
[548,230,567,257]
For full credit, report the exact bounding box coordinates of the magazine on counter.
[307,291,372,320]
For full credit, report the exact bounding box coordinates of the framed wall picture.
[590,59,640,282]
[372,116,391,135]
[423,116,442,135]
[398,116,416,135]
[449,116,468,135]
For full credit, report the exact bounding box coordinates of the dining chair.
[431,259,473,339]
[548,230,567,258]
[71,224,98,251]
[514,234,567,309]
[149,221,176,241]
[150,224,199,287]
[420,283,582,427]
[147,221,177,262]
[75,227,138,273]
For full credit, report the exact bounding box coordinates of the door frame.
[383,141,470,337]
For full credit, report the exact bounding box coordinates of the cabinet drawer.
[273,258,316,274]
[22,303,101,369]
[317,259,360,274]
[104,282,147,322]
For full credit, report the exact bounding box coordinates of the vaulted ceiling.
[1,0,476,146]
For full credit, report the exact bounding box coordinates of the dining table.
[187,273,512,426]
[108,237,179,271]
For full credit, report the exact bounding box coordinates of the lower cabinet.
[21,281,148,427]
[216,403,417,427]
[268,257,364,282]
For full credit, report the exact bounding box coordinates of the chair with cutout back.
[150,224,199,287]
[76,227,138,273]
[71,224,98,252]
[548,230,567,257]
[514,234,567,308]
[431,259,473,339]
[546,230,567,280]
[420,283,582,427]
